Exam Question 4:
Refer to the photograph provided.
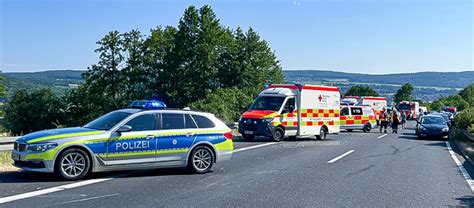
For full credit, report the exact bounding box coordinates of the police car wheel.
[316,128,327,140]
[363,123,371,132]
[188,146,214,174]
[272,127,284,142]
[55,148,90,180]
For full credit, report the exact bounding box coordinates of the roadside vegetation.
[0,151,17,172]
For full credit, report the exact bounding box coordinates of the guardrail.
[0,137,19,145]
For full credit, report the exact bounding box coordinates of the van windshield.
[249,96,285,111]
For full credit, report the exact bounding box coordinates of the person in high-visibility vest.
[379,107,389,133]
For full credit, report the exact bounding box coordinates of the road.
[0,121,473,207]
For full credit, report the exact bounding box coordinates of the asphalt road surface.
[1,121,473,207]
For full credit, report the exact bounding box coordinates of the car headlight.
[263,118,273,123]
[442,127,449,132]
[27,142,58,152]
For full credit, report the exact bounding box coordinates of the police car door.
[106,113,159,165]
[157,113,196,163]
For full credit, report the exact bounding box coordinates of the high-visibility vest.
[379,112,388,121]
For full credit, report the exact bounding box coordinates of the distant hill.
[1,69,472,102]
[284,70,474,101]
[3,70,85,95]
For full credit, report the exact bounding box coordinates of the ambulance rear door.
[298,85,340,136]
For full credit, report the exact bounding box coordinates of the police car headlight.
[263,118,273,123]
[27,142,58,152]
[442,127,449,132]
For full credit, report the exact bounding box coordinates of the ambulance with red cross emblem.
[238,84,340,142]
[359,96,387,122]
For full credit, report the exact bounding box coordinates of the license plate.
[12,153,20,161]
[244,131,254,135]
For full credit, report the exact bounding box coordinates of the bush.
[455,107,474,130]
[188,87,255,124]
[3,89,65,135]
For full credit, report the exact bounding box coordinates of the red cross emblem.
[318,95,323,102]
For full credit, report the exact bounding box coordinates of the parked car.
[415,115,449,139]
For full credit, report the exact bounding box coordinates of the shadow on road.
[455,195,474,207]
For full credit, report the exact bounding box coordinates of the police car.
[12,100,233,180]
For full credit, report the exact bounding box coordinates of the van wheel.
[363,123,371,132]
[316,127,327,140]
[55,148,90,180]
[242,134,255,141]
[188,146,214,174]
[272,127,285,142]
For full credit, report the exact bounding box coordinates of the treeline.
[2,5,283,135]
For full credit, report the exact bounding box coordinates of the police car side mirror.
[117,125,132,133]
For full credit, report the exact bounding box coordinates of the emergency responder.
[379,107,389,133]
[391,108,400,133]
[401,111,407,129]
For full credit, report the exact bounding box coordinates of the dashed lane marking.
[377,134,388,139]
[327,150,355,164]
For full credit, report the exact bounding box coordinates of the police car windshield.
[250,96,285,111]
[84,111,131,130]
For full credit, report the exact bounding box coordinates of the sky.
[0,0,472,74]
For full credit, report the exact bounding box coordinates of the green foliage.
[459,84,474,106]
[63,5,283,126]
[0,74,7,97]
[3,89,65,135]
[431,94,470,112]
[188,87,254,123]
[344,85,379,97]
[455,108,474,130]
[393,83,414,103]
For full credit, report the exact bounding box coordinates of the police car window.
[162,113,185,130]
[351,108,363,115]
[125,114,158,131]
[185,114,197,129]
[192,115,215,128]
[341,108,349,116]
[363,108,373,115]
[84,111,131,130]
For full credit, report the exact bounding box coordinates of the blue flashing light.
[129,100,167,109]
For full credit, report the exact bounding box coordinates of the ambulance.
[238,84,340,142]
[359,96,387,121]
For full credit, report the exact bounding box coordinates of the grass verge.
[0,151,19,172]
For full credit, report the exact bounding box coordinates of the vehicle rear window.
[185,114,197,129]
[351,108,363,115]
[162,113,185,130]
[341,107,349,116]
[192,115,215,128]
[125,114,158,131]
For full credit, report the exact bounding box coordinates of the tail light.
[224,131,233,140]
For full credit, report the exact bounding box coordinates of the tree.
[0,74,6,97]
[459,84,474,106]
[344,85,379,97]
[393,83,414,103]
[3,89,65,135]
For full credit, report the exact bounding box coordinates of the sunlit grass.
[0,151,19,172]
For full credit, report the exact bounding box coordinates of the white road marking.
[327,150,355,164]
[377,134,388,139]
[0,142,276,204]
[233,142,276,153]
[0,178,114,204]
[446,141,474,192]
[43,193,119,207]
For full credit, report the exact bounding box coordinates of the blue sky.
[1,0,472,74]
